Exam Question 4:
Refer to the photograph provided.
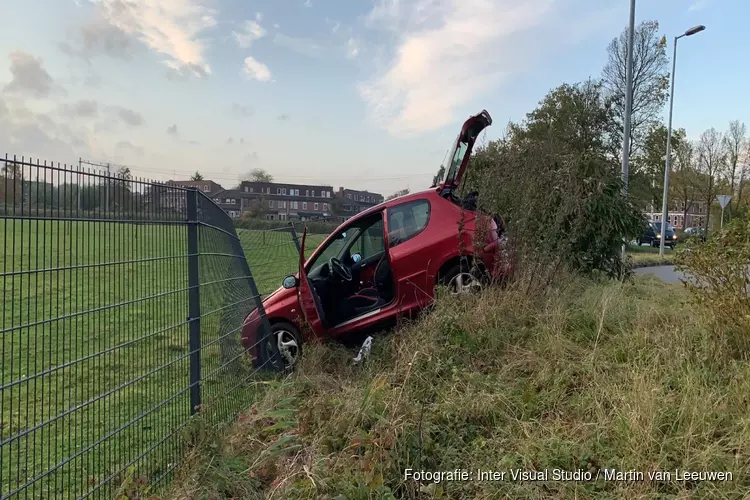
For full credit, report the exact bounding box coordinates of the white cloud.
[346,37,359,59]
[255,12,262,21]
[232,20,266,48]
[688,0,709,11]
[359,0,603,136]
[243,56,271,82]
[89,0,217,77]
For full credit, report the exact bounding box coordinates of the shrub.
[468,81,643,288]
[675,217,750,349]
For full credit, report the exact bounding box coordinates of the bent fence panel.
[0,156,270,499]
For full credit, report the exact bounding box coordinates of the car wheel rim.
[449,273,482,295]
[274,330,299,366]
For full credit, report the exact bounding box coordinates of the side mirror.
[351,253,362,263]
[282,275,298,289]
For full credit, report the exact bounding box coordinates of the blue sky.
[0,0,746,196]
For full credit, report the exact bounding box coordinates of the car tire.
[258,321,302,373]
[439,261,484,295]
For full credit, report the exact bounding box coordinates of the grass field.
[0,219,323,498]
[167,274,750,499]
[626,242,677,266]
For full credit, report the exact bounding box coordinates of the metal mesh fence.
[0,156,271,498]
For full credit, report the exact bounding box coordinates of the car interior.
[305,212,398,326]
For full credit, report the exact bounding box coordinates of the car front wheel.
[259,321,302,372]
[440,262,483,295]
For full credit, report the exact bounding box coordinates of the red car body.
[241,110,513,368]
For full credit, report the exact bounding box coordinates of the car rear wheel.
[259,321,302,372]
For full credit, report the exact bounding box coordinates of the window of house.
[323,203,328,211]
[249,187,254,193]
[346,194,351,199]
[302,202,307,210]
[203,185,211,192]
[387,199,431,247]
[292,201,298,209]
[230,199,236,204]
[314,202,319,210]
[311,190,316,197]
[277,188,282,194]
[306,189,310,196]
[282,188,287,195]
[269,200,275,208]
[295,189,300,196]
[280,200,287,208]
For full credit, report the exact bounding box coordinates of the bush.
[675,217,750,349]
[469,81,643,288]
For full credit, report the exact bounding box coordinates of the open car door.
[440,110,493,192]
[297,228,327,336]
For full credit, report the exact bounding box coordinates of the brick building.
[336,187,384,217]
[163,177,384,222]
[645,200,709,229]
[209,181,335,221]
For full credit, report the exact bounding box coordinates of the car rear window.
[388,199,430,247]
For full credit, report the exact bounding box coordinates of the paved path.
[635,265,750,293]
[632,265,689,284]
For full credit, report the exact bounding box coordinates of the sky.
[0,0,747,197]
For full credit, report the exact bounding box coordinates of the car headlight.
[656,234,661,238]
[673,235,677,239]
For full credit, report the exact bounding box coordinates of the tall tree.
[244,168,274,183]
[602,20,670,159]
[431,165,446,187]
[723,120,747,214]
[190,171,204,181]
[386,188,410,200]
[738,139,750,214]
[696,128,726,232]
[630,124,684,211]
[671,138,700,227]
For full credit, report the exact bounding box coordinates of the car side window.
[354,218,385,259]
[387,199,431,247]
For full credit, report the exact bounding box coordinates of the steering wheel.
[329,257,352,282]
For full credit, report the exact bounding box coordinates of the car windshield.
[653,222,674,232]
[307,229,358,274]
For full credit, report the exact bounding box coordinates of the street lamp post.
[659,24,706,256]
[621,0,636,259]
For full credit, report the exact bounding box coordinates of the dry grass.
[165,275,750,499]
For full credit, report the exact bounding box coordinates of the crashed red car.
[242,110,514,370]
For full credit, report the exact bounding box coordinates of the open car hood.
[440,110,492,191]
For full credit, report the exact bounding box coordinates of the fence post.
[186,188,202,414]
[289,221,302,254]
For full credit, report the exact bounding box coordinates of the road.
[635,265,750,293]
[632,265,689,284]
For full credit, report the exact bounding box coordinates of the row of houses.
[165,179,384,221]
[644,200,709,229]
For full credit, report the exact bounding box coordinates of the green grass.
[166,274,750,499]
[237,229,326,296]
[0,220,314,498]
[626,243,676,267]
